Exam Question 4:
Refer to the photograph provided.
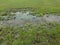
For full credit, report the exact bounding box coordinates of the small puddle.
[0,11,60,27]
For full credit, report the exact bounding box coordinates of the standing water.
[0,11,60,26]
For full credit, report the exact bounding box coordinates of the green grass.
[0,0,60,45]
[0,24,60,45]
[0,0,60,15]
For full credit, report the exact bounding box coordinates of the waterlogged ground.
[0,9,60,45]
[0,10,60,27]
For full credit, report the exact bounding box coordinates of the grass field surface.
[0,0,60,45]
[0,0,60,14]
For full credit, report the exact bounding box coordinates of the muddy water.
[0,11,60,27]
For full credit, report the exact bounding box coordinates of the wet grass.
[0,24,60,45]
[0,0,60,45]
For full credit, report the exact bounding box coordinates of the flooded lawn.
[0,9,60,27]
[0,9,60,45]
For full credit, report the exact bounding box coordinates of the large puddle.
[0,11,60,27]
[0,9,60,45]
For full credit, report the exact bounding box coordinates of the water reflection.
[0,11,60,26]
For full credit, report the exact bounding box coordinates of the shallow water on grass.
[0,10,60,45]
[0,11,60,27]
[14,12,60,23]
